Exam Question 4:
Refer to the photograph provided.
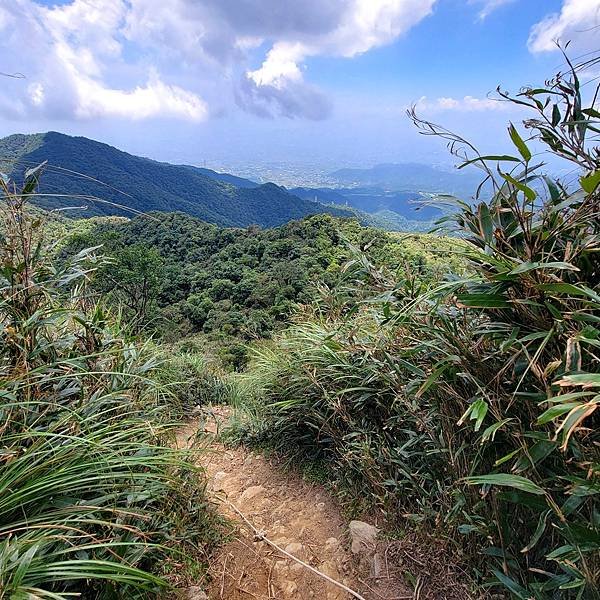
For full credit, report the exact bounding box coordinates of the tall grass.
[153,342,240,417]
[0,167,220,598]
[233,55,600,597]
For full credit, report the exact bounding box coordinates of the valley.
[0,132,471,233]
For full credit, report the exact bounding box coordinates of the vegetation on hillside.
[0,131,351,227]
[4,37,598,600]
[0,168,221,597]
[61,212,464,368]
[231,55,600,597]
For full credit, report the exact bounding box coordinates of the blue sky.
[0,0,597,176]
[309,2,557,95]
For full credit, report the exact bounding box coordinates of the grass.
[0,168,223,598]
[229,57,600,598]
[152,342,239,418]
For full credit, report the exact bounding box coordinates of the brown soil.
[177,406,411,600]
[177,406,475,600]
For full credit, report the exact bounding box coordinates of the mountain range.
[329,162,480,198]
[290,187,442,221]
[0,132,474,231]
[0,132,349,228]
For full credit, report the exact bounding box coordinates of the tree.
[98,244,165,331]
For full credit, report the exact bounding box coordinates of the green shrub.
[236,315,454,516]
[153,346,238,416]
[60,211,463,345]
[0,168,221,598]
[234,56,600,597]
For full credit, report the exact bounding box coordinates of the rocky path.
[178,407,410,600]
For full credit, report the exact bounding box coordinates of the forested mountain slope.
[0,132,348,227]
[61,212,464,367]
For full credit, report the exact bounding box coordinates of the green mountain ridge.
[0,132,349,228]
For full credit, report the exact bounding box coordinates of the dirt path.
[178,407,408,600]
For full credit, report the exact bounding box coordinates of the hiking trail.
[177,406,411,600]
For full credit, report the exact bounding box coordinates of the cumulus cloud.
[528,0,600,53]
[237,72,332,120]
[0,0,437,122]
[0,0,208,121]
[73,76,209,121]
[242,0,436,117]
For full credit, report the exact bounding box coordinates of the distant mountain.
[289,187,348,205]
[0,132,348,228]
[329,162,481,198]
[291,186,442,220]
[355,209,435,233]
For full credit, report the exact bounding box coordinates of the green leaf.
[513,439,556,471]
[559,579,586,590]
[492,569,529,599]
[546,544,578,560]
[458,155,520,169]
[521,510,550,553]
[543,391,596,404]
[458,398,488,431]
[480,418,512,443]
[477,202,493,245]
[552,104,561,126]
[508,123,532,161]
[536,282,600,303]
[416,362,449,398]
[580,170,600,194]
[538,402,581,425]
[501,171,537,202]
[456,293,510,308]
[464,473,546,495]
[557,373,600,388]
[494,448,520,466]
[509,260,579,275]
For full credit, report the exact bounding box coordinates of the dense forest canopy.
[60,212,464,367]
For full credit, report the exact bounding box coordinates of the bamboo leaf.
[508,123,532,161]
[509,261,579,275]
[491,569,529,598]
[521,510,550,553]
[580,170,600,193]
[458,155,520,169]
[464,474,546,495]
[557,374,600,388]
[501,171,537,202]
[538,402,582,425]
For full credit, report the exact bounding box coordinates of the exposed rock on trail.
[178,407,409,600]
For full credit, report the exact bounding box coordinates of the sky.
[0,0,599,176]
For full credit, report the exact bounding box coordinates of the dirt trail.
[179,407,409,600]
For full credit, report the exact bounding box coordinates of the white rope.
[224,498,368,600]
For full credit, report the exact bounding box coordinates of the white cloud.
[74,76,208,121]
[469,0,515,21]
[247,42,305,88]
[0,0,437,122]
[0,0,208,121]
[244,0,436,116]
[416,95,510,112]
[529,0,600,53]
